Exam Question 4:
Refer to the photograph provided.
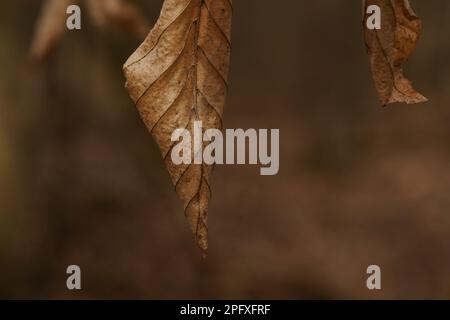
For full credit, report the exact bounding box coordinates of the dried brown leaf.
[363,0,427,106]
[30,0,76,63]
[123,0,233,253]
[86,0,149,38]
[30,0,149,62]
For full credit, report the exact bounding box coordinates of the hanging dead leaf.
[30,0,76,63]
[123,0,233,253]
[30,0,149,63]
[86,0,149,38]
[363,0,427,106]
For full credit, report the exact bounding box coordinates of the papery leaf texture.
[363,0,427,106]
[123,0,233,253]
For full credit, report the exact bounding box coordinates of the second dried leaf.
[363,0,427,106]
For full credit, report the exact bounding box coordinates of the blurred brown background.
[1,0,450,299]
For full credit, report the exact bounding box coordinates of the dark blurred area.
[1,0,450,299]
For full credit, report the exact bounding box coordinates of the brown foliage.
[363,0,427,106]
[123,0,233,253]
[28,0,431,256]
[30,0,75,62]
[30,0,149,63]
[86,0,149,38]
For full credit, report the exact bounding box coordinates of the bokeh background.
[1,0,450,299]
